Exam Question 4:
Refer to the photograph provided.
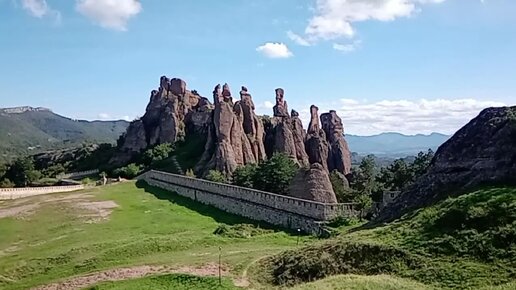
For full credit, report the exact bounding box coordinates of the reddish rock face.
[170,78,186,96]
[320,110,352,175]
[291,110,309,166]
[305,105,329,171]
[273,88,289,117]
[289,163,338,203]
[111,76,212,166]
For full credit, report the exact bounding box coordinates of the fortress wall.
[0,185,85,200]
[140,170,359,233]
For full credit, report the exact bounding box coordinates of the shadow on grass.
[136,180,298,235]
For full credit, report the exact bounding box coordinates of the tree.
[205,170,227,183]
[232,164,258,188]
[411,149,434,178]
[378,159,413,191]
[143,143,174,165]
[351,155,377,195]
[42,164,66,178]
[252,153,298,195]
[6,157,41,187]
[329,170,355,203]
[354,193,373,221]
[113,163,142,179]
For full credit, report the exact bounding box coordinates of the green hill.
[0,107,129,163]
[256,186,516,289]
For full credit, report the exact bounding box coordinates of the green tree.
[411,149,434,178]
[354,193,373,221]
[329,170,355,203]
[253,153,298,195]
[113,163,142,179]
[6,157,41,187]
[42,164,66,178]
[378,159,414,191]
[351,155,377,195]
[143,143,175,165]
[205,170,227,183]
[0,163,6,179]
[232,164,258,188]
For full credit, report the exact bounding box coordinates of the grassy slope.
[0,181,306,290]
[255,187,516,289]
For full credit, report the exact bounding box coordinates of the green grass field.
[0,181,308,290]
[1,182,515,290]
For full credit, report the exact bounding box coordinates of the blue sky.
[0,0,515,135]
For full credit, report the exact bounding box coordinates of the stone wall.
[57,169,99,180]
[0,185,85,200]
[139,170,359,234]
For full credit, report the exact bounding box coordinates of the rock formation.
[377,106,516,222]
[110,76,212,166]
[305,105,329,171]
[265,89,309,166]
[289,163,338,203]
[196,84,266,177]
[321,110,352,175]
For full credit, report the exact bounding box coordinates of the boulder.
[289,163,338,203]
[377,106,516,222]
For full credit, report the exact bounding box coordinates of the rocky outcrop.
[197,84,267,177]
[289,163,338,203]
[265,89,309,166]
[111,76,212,166]
[377,106,516,222]
[305,105,329,171]
[321,110,352,175]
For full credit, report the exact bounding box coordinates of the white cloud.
[333,40,362,52]
[256,42,293,58]
[292,0,446,44]
[76,0,142,31]
[287,30,311,46]
[21,0,61,23]
[294,98,506,135]
[98,113,111,119]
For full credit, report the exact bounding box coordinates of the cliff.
[377,106,516,222]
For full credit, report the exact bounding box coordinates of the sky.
[0,0,515,135]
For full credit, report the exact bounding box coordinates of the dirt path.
[31,263,228,290]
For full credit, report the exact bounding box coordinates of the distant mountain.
[0,106,129,163]
[346,132,450,157]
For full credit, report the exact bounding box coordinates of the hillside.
[346,132,449,156]
[0,106,129,163]
[255,186,516,289]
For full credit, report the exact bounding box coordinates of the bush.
[213,224,274,238]
[205,170,227,183]
[252,153,298,195]
[0,178,14,188]
[185,169,196,178]
[232,164,257,188]
[113,163,142,179]
[143,143,174,165]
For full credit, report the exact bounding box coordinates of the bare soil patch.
[0,192,118,223]
[31,263,229,290]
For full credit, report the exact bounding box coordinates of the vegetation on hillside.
[255,186,516,289]
[0,109,128,163]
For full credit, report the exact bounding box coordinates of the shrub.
[205,170,227,183]
[113,163,142,179]
[185,169,196,178]
[213,224,274,238]
[232,164,257,188]
[0,178,14,188]
[252,153,298,195]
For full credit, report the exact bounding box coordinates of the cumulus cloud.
[291,0,446,45]
[21,0,61,23]
[257,101,275,110]
[256,42,293,58]
[76,0,142,31]
[293,98,506,135]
